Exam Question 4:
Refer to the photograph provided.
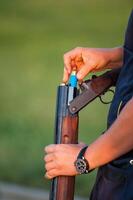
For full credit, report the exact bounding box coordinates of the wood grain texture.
[56,115,79,200]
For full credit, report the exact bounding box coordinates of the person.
[44,9,133,200]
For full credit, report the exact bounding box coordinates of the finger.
[62,67,69,83]
[91,69,101,72]
[64,47,84,74]
[77,64,92,80]
[63,49,80,73]
[45,161,56,171]
[75,56,84,70]
[45,169,57,179]
[63,54,72,74]
[44,153,53,163]
[45,172,53,179]
[44,144,56,153]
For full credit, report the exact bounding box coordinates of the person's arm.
[63,47,123,82]
[85,97,133,170]
[44,98,133,179]
[44,46,124,179]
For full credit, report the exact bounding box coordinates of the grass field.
[0,0,132,197]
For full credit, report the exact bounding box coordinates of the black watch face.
[75,158,88,174]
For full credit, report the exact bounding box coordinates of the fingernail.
[77,73,82,79]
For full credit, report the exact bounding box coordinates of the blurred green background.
[0,0,132,197]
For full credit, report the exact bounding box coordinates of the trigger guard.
[99,89,114,104]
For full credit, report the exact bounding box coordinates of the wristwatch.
[74,146,90,174]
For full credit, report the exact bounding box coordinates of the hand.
[44,143,86,179]
[63,47,123,82]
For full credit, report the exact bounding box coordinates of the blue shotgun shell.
[69,71,77,87]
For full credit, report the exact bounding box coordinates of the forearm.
[85,97,133,170]
[106,46,124,69]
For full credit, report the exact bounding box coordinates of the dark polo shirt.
[90,9,133,200]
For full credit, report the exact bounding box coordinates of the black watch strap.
[74,145,91,174]
[77,146,88,159]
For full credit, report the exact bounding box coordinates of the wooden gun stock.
[56,116,78,200]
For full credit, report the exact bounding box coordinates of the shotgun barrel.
[49,72,79,200]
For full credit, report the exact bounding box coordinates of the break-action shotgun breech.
[49,68,121,200]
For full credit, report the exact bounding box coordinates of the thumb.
[77,64,93,80]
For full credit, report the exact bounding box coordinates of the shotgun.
[49,68,121,200]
